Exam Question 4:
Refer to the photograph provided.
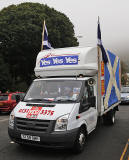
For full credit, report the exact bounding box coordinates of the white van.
[8,47,121,153]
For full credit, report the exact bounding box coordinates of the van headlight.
[54,114,69,131]
[9,110,15,129]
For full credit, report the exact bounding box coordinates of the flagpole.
[97,44,102,115]
[97,16,102,115]
[41,20,45,51]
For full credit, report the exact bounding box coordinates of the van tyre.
[108,110,115,125]
[73,127,87,153]
[103,110,115,125]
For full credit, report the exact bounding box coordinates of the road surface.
[0,105,129,160]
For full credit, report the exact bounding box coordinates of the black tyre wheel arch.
[73,125,87,154]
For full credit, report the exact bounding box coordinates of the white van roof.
[34,46,98,77]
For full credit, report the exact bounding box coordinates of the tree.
[121,60,129,85]
[0,55,11,92]
[121,60,129,74]
[0,3,78,91]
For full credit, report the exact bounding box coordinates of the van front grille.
[15,117,55,133]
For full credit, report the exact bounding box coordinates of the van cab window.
[83,84,94,102]
[24,80,83,103]
[88,86,94,97]
[80,82,95,113]
[83,87,88,100]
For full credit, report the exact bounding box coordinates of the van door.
[79,82,97,133]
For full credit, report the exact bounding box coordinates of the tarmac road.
[0,105,129,160]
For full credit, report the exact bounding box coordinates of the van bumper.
[8,127,79,148]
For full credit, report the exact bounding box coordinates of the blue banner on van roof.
[40,55,78,67]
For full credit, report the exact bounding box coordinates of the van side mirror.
[16,95,21,103]
[88,96,96,107]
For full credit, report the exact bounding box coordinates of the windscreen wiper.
[56,99,75,102]
[24,99,43,102]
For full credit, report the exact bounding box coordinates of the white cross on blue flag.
[97,17,108,63]
[41,21,52,50]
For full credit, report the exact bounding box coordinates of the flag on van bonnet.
[41,20,52,50]
[97,17,108,63]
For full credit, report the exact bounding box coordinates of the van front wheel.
[73,127,86,153]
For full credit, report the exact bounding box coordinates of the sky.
[0,0,129,61]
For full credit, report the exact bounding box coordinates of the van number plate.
[21,134,40,142]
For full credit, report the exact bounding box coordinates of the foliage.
[0,55,11,92]
[121,60,128,74]
[121,74,127,86]
[121,60,129,85]
[0,3,78,92]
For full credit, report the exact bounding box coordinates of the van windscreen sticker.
[40,55,78,67]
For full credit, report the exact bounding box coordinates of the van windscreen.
[24,80,82,103]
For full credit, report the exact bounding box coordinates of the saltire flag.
[41,20,52,50]
[104,50,121,109]
[97,17,108,63]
